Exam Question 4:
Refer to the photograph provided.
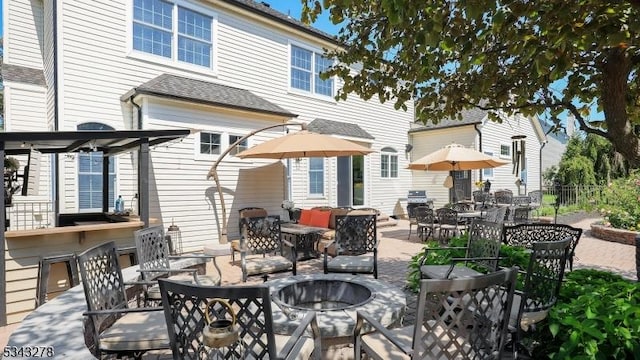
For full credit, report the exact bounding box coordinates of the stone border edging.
[590,222,638,246]
[6,258,207,359]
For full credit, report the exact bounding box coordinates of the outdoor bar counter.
[3,216,152,324]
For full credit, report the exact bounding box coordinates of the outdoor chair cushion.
[320,229,335,241]
[298,209,313,225]
[309,209,331,228]
[146,273,221,300]
[509,294,549,331]
[230,239,240,253]
[326,255,374,273]
[419,264,483,279]
[245,256,293,276]
[99,310,169,352]
[274,334,315,360]
[361,322,474,360]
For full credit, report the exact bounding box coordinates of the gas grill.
[407,190,432,218]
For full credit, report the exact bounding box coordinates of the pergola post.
[0,142,7,326]
[139,138,150,228]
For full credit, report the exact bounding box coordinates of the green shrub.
[600,170,640,230]
[405,235,529,293]
[533,269,640,359]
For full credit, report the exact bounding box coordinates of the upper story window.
[290,45,334,97]
[380,147,398,178]
[200,132,221,155]
[77,123,116,211]
[132,0,214,68]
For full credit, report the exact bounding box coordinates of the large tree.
[302,1,640,166]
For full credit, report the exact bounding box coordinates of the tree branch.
[564,102,610,139]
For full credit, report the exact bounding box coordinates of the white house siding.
[479,114,543,195]
[2,84,52,229]
[43,0,56,131]
[542,136,565,174]
[5,0,44,68]
[410,128,478,209]
[143,98,288,250]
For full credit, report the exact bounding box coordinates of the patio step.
[377,212,398,228]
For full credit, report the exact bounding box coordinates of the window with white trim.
[290,45,334,97]
[229,135,248,156]
[200,132,221,155]
[500,144,511,158]
[483,151,494,178]
[380,147,398,178]
[309,158,324,196]
[132,0,213,68]
[78,123,116,211]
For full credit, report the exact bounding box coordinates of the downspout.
[539,140,547,192]
[474,123,482,181]
[129,93,142,217]
[52,0,60,226]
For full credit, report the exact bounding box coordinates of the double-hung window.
[380,147,398,178]
[308,158,324,196]
[78,123,116,211]
[133,0,213,68]
[290,45,334,97]
[499,144,511,159]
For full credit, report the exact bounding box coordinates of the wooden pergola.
[0,129,190,325]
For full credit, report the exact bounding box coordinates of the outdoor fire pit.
[266,274,406,348]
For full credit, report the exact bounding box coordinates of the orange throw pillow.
[298,209,313,225]
[309,210,331,228]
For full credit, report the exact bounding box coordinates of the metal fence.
[542,185,607,207]
[6,201,54,230]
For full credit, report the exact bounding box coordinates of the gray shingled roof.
[123,74,296,117]
[308,118,375,139]
[1,64,46,87]
[409,108,488,133]
[540,120,569,144]
[223,0,338,45]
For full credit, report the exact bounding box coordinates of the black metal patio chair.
[323,214,378,278]
[502,223,582,270]
[240,215,296,282]
[77,241,169,359]
[420,219,504,279]
[158,279,321,359]
[355,267,518,360]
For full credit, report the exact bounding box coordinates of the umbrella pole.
[207,122,305,244]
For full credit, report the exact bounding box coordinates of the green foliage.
[406,235,530,292]
[600,170,640,230]
[300,0,640,166]
[557,134,628,186]
[533,269,640,359]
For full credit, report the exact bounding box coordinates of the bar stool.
[116,245,139,267]
[36,253,80,307]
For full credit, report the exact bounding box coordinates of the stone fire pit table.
[266,274,406,346]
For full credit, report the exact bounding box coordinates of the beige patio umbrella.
[408,143,509,171]
[235,130,374,159]
[208,127,373,244]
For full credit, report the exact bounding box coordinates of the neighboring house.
[540,119,570,179]
[409,109,545,209]
[2,0,413,247]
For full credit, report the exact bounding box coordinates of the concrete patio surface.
[0,215,636,359]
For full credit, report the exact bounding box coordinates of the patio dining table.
[280,223,327,260]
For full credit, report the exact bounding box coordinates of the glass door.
[337,156,365,207]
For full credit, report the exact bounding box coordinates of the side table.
[203,244,232,282]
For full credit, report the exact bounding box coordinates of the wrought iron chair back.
[241,215,283,255]
[158,279,321,360]
[77,241,128,341]
[466,219,504,272]
[355,267,518,360]
[135,225,172,281]
[436,207,458,226]
[494,190,513,205]
[528,190,543,206]
[502,223,582,270]
[510,207,531,224]
[414,206,435,240]
[512,196,532,206]
[77,241,170,359]
[450,202,472,212]
[333,214,377,256]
